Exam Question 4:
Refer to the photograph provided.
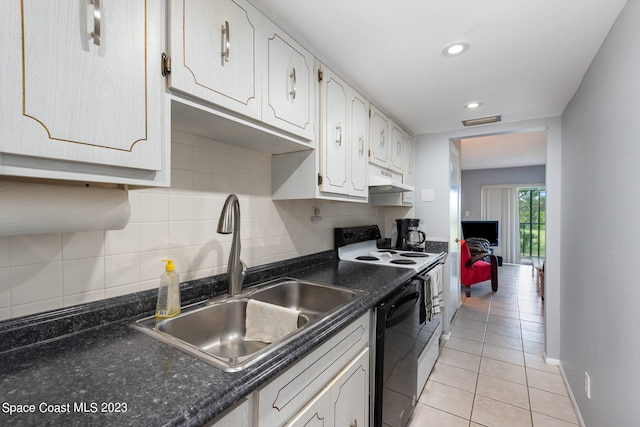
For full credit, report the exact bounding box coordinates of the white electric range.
[334,225,445,427]
[335,226,444,273]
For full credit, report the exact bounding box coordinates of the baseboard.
[440,331,451,341]
[555,359,587,427]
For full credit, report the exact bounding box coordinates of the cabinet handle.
[359,136,364,156]
[89,0,101,46]
[350,419,358,427]
[397,141,402,155]
[379,129,385,148]
[335,123,343,147]
[221,20,230,64]
[289,67,297,99]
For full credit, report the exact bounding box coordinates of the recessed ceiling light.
[465,101,482,109]
[443,42,469,57]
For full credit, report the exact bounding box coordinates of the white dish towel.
[429,264,444,314]
[245,299,301,343]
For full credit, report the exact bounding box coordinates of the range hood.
[368,174,414,194]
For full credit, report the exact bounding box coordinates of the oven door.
[374,280,429,427]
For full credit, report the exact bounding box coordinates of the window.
[519,188,546,259]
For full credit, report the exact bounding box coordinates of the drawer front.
[417,321,442,395]
[256,313,370,426]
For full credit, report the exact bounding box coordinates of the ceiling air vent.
[462,115,502,126]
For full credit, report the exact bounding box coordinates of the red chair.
[460,239,498,297]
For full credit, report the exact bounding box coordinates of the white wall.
[560,1,640,424]
[0,132,385,320]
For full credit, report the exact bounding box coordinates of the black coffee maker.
[396,218,426,251]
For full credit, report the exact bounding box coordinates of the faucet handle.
[241,259,247,277]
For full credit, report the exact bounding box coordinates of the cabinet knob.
[350,419,358,427]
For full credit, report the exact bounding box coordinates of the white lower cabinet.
[208,312,371,427]
[286,348,369,427]
[205,397,252,427]
[255,313,370,427]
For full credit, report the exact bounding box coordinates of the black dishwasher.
[373,279,440,427]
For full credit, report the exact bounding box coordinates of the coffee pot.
[395,218,426,251]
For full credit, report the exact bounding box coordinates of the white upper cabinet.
[167,0,314,154]
[390,121,405,173]
[262,18,314,140]
[0,0,168,185]
[319,68,349,195]
[272,64,367,202]
[369,107,404,174]
[168,0,261,119]
[348,91,369,198]
[369,107,389,168]
[403,134,415,204]
[318,66,368,200]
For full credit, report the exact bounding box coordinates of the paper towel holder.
[0,179,131,236]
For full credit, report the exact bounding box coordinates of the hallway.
[408,264,579,426]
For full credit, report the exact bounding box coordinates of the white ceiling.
[460,130,547,170]
[250,0,626,169]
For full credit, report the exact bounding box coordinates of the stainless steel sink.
[132,278,364,371]
[248,279,359,318]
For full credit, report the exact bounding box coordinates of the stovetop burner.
[390,259,417,265]
[400,252,429,258]
[356,255,379,261]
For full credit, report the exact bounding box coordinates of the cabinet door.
[332,349,369,427]
[168,0,260,119]
[403,135,415,204]
[285,387,331,427]
[369,107,389,168]
[348,91,369,198]
[262,19,314,141]
[390,122,405,173]
[1,0,163,173]
[319,68,348,195]
[286,348,369,427]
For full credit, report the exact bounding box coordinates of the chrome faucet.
[217,194,246,296]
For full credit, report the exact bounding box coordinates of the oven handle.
[386,291,420,328]
[417,259,447,280]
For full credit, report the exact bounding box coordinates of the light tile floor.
[408,264,579,427]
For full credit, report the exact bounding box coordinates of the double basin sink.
[133,278,364,372]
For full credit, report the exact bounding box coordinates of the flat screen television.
[461,220,499,246]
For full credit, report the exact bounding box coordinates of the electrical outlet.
[585,371,591,399]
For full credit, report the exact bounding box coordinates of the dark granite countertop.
[0,251,421,427]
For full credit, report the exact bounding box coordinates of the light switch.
[421,189,435,202]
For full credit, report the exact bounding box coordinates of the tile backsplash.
[0,132,398,320]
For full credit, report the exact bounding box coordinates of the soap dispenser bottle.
[156,259,181,320]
